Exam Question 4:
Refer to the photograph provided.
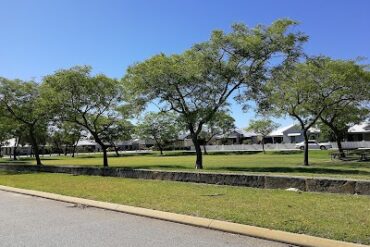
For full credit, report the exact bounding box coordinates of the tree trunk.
[336,135,345,158]
[13,146,17,160]
[13,137,19,160]
[56,145,61,156]
[114,146,120,157]
[153,138,164,156]
[261,139,265,154]
[192,137,203,169]
[29,127,42,166]
[203,145,208,155]
[72,145,77,158]
[303,130,309,166]
[102,147,108,167]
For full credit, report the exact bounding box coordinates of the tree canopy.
[264,57,370,165]
[0,78,51,165]
[124,19,307,169]
[44,66,130,167]
[136,112,181,155]
[247,119,279,153]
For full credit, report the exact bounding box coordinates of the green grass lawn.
[2,150,370,180]
[0,171,369,244]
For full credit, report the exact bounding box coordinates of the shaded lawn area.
[1,150,370,180]
[0,171,369,244]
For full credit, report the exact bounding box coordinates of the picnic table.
[357,148,370,161]
[330,148,370,161]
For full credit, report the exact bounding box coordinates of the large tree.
[48,121,86,157]
[199,112,235,154]
[320,103,369,158]
[318,60,370,158]
[264,57,369,165]
[0,114,13,158]
[99,117,134,157]
[136,112,181,155]
[123,19,306,169]
[247,119,279,153]
[44,66,130,167]
[0,78,50,165]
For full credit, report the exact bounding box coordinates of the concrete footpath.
[0,190,292,247]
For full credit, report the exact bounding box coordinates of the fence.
[330,141,370,149]
[192,141,370,152]
[193,143,297,152]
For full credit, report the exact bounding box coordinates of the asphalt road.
[0,190,295,247]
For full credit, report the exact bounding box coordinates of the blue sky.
[1,0,369,128]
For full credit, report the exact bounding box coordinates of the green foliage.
[264,56,370,164]
[0,114,13,145]
[0,78,51,126]
[44,66,132,166]
[266,57,369,124]
[123,19,306,168]
[136,112,181,153]
[0,78,51,164]
[48,122,85,154]
[247,119,279,138]
[199,111,235,143]
[316,59,370,150]
[99,117,134,146]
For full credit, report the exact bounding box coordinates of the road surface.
[0,190,295,247]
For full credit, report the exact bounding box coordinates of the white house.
[265,124,320,144]
[347,122,370,141]
[0,138,32,157]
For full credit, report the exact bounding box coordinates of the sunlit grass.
[2,150,369,180]
[0,171,369,244]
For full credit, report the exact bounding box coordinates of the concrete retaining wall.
[0,164,369,195]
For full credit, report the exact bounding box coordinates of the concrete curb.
[0,185,367,247]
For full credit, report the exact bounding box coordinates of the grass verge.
[0,171,369,244]
[2,150,370,180]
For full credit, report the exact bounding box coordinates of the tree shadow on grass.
[0,160,32,165]
[211,166,370,176]
[0,170,39,175]
[317,161,370,170]
[112,165,190,170]
[269,150,303,155]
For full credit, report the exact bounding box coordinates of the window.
[290,136,296,143]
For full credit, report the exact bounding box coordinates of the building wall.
[347,133,370,142]
[282,127,320,144]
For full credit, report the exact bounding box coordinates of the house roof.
[76,140,100,147]
[348,122,370,133]
[268,124,321,137]
[1,138,31,148]
[268,124,296,137]
[234,129,257,137]
[215,129,257,139]
[1,138,16,147]
[178,133,189,140]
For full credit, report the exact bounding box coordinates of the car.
[295,140,332,150]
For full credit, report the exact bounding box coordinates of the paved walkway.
[0,190,294,247]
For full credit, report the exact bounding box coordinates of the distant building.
[174,129,258,148]
[265,124,320,144]
[347,122,370,141]
[117,138,155,150]
[214,129,257,145]
[0,138,32,157]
